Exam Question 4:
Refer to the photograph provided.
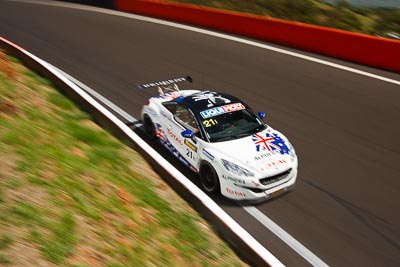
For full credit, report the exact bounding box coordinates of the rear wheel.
[200,163,220,194]
[143,115,156,140]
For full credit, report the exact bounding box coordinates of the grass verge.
[0,50,246,266]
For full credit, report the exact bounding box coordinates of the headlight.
[287,141,297,162]
[221,159,254,177]
[288,141,295,153]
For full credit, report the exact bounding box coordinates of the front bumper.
[220,167,298,202]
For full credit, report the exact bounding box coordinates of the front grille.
[260,168,292,186]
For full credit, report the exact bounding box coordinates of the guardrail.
[115,0,400,73]
[0,36,283,267]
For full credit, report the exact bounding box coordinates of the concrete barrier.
[115,0,400,73]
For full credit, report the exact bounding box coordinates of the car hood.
[209,128,295,175]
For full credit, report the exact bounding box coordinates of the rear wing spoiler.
[138,76,193,95]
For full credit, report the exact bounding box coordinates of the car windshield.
[198,104,266,142]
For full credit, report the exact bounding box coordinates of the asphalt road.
[1,1,400,266]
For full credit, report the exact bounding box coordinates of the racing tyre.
[143,115,156,140]
[200,163,220,194]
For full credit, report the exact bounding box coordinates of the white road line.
[50,65,138,123]
[243,206,329,267]
[10,0,400,86]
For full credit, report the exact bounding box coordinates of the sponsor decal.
[192,92,231,107]
[155,124,167,141]
[229,177,245,184]
[156,128,167,141]
[167,128,182,145]
[160,110,168,118]
[200,106,225,118]
[271,158,287,167]
[254,152,273,160]
[226,187,246,197]
[202,149,215,161]
[184,139,197,152]
[222,175,245,184]
[252,132,290,155]
[189,166,197,172]
[258,158,288,171]
[251,180,261,187]
[158,134,198,173]
[200,103,246,118]
[222,103,246,112]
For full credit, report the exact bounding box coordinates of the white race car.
[140,77,298,201]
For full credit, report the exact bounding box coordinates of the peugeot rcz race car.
[140,76,298,201]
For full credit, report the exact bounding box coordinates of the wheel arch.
[199,159,222,194]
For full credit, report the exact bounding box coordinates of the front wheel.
[200,163,220,194]
[143,115,156,140]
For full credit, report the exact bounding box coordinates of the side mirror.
[181,129,194,139]
[258,112,266,120]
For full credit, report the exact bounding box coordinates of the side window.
[174,106,199,133]
[163,103,177,114]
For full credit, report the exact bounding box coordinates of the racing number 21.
[186,149,194,159]
[203,119,218,128]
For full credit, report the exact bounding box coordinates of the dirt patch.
[6,184,49,210]
[0,51,16,79]
[4,239,56,267]
[68,214,111,267]
[0,222,54,267]
[0,151,18,180]
[0,101,18,115]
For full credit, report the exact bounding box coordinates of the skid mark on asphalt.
[304,179,400,250]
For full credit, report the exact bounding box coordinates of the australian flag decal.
[252,132,290,155]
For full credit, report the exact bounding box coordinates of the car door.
[168,104,200,170]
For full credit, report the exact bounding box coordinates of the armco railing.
[115,0,400,73]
